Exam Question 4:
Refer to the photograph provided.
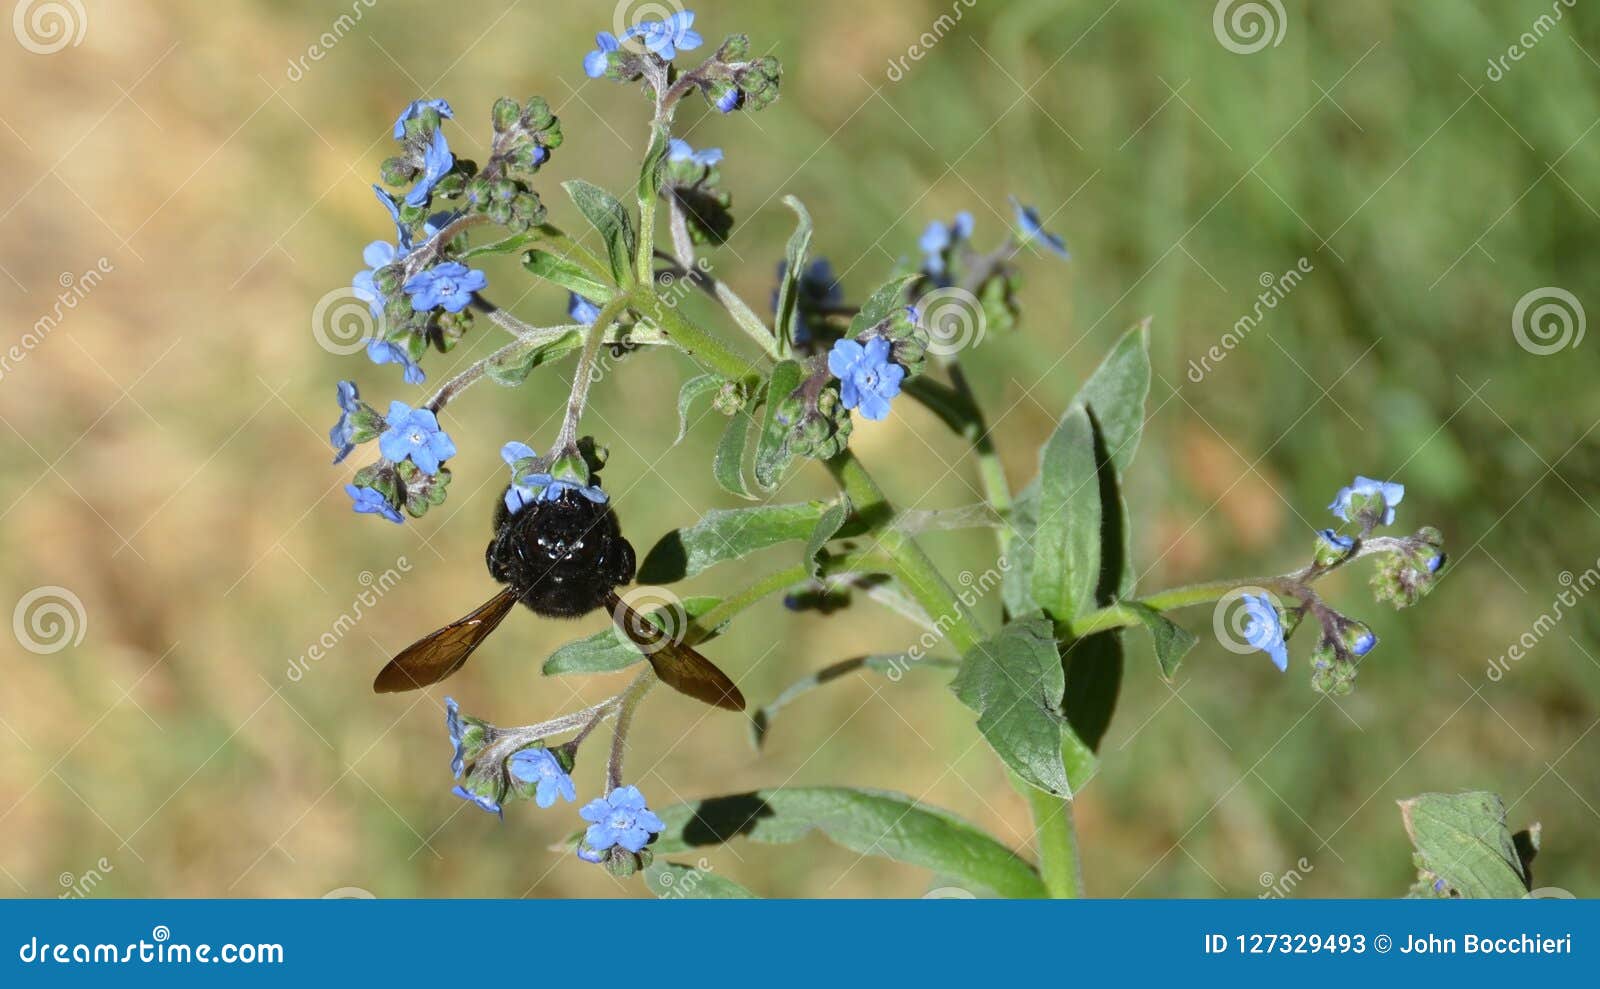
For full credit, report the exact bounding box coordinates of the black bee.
[372,488,744,711]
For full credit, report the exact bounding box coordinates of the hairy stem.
[555,295,630,452]
[606,668,657,793]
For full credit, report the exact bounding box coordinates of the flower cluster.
[444,699,665,873]
[500,441,608,515]
[583,11,781,117]
[1233,476,1446,695]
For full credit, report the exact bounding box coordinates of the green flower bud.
[380,155,418,186]
[713,380,747,416]
[491,97,521,132]
[717,33,751,61]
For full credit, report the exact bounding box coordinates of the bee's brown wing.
[373,587,518,694]
[606,591,746,711]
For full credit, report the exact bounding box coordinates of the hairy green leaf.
[483,330,583,387]
[952,615,1092,797]
[653,787,1045,898]
[643,860,756,898]
[803,495,851,579]
[848,274,918,336]
[639,502,829,584]
[563,179,635,286]
[1124,601,1197,680]
[753,359,804,491]
[772,196,813,352]
[638,123,670,204]
[459,231,539,260]
[523,249,616,301]
[1400,791,1536,898]
[1031,404,1101,623]
[712,410,756,500]
[674,373,723,446]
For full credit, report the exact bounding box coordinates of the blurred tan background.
[1,0,1597,898]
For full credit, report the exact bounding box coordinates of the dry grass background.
[0,0,1597,898]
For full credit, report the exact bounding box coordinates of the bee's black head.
[486,487,635,618]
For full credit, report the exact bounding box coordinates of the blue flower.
[1240,592,1289,672]
[714,86,742,113]
[445,697,466,778]
[1009,196,1070,260]
[583,32,620,79]
[330,380,361,464]
[346,484,403,524]
[509,748,577,809]
[1350,629,1377,657]
[379,400,456,475]
[1328,476,1405,526]
[405,128,454,208]
[919,211,974,277]
[567,292,602,325]
[668,138,723,167]
[577,785,665,857]
[403,261,487,314]
[1426,554,1444,573]
[828,336,905,421]
[452,784,502,819]
[628,10,702,60]
[366,339,425,385]
[373,185,415,252]
[1317,529,1355,553]
[393,98,453,140]
[505,473,608,514]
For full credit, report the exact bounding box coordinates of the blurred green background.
[1,0,1596,898]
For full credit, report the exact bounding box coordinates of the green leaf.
[653,787,1045,898]
[643,860,756,898]
[638,502,828,584]
[637,123,670,204]
[952,615,1091,798]
[803,495,851,579]
[712,410,756,499]
[562,179,635,286]
[523,249,616,302]
[1400,791,1536,898]
[750,652,957,750]
[772,196,813,352]
[674,373,723,446]
[1001,479,1039,619]
[1031,403,1102,622]
[483,330,583,387]
[848,274,919,336]
[1124,601,1197,681]
[458,231,541,260]
[542,596,724,675]
[1076,319,1151,475]
[752,359,804,491]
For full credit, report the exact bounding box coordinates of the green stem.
[1025,785,1083,897]
[634,289,765,384]
[555,295,629,452]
